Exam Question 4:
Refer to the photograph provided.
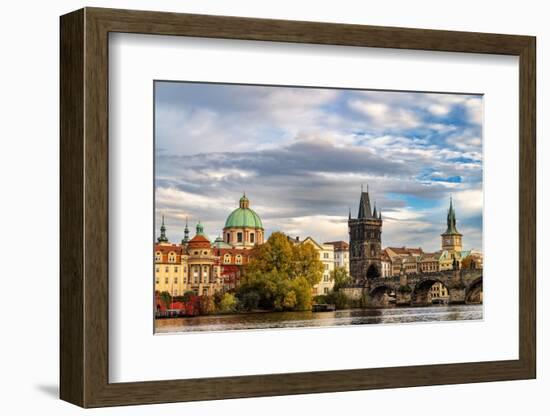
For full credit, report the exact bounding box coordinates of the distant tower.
[182,217,190,245]
[441,196,463,252]
[157,215,169,243]
[348,186,383,285]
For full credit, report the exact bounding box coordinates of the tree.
[159,291,172,310]
[239,291,260,311]
[282,291,297,310]
[292,243,324,286]
[325,290,350,309]
[182,290,195,302]
[332,267,352,290]
[219,292,238,313]
[238,232,323,311]
[199,296,216,315]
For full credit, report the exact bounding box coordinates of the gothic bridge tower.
[348,187,383,285]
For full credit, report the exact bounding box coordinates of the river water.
[155,304,483,333]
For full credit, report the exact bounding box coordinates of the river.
[155,304,483,333]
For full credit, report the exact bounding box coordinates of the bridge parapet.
[342,269,483,307]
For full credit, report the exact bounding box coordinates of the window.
[323,252,329,259]
[165,277,168,284]
[250,233,255,243]
[174,266,178,273]
[203,251,208,255]
[224,254,231,264]
[226,233,230,243]
[236,254,242,265]
[324,287,329,294]
[155,267,159,273]
[174,277,178,284]
[237,232,243,243]
[324,274,329,282]
[155,252,161,262]
[194,251,199,255]
[155,278,159,285]
[165,266,169,273]
[324,264,329,270]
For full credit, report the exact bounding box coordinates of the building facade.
[324,241,350,273]
[429,282,449,302]
[155,222,224,297]
[295,237,335,295]
[154,194,266,298]
[380,249,392,278]
[348,188,383,284]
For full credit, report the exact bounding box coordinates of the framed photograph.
[60,7,536,407]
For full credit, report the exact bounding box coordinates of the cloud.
[154,82,483,251]
[348,99,421,130]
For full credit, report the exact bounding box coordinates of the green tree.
[238,232,323,311]
[282,291,297,310]
[159,291,172,309]
[288,276,313,310]
[332,267,352,290]
[219,292,238,313]
[326,290,350,309]
[239,291,260,311]
[292,243,324,286]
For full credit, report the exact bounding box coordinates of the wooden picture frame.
[60,7,536,408]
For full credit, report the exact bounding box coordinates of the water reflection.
[155,304,483,333]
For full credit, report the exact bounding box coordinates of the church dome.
[224,194,263,229]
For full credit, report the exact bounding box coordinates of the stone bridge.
[342,269,483,307]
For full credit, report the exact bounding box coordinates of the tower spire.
[157,214,168,243]
[444,195,459,234]
[182,216,190,243]
[358,186,373,219]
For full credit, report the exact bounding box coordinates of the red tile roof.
[187,234,211,248]
[324,241,349,250]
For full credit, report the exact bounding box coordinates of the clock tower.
[441,196,462,252]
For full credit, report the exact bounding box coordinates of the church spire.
[157,214,168,243]
[182,216,190,243]
[444,195,460,234]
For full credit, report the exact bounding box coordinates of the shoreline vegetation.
[156,231,368,318]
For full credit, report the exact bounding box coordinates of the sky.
[155,81,483,253]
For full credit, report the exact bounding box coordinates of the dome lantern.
[239,193,249,209]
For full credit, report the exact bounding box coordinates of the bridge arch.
[411,277,449,306]
[366,264,380,280]
[369,284,395,307]
[465,276,483,304]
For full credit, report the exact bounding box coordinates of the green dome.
[224,207,263,229]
